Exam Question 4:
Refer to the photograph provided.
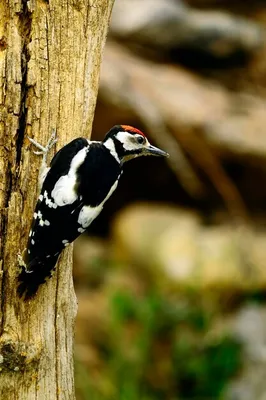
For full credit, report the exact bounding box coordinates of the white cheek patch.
[51,146,88,206]
[116,131,143,151]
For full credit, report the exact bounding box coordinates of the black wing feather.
[18,138,121,299]
[18,138,88,299]
[17,254,60,299]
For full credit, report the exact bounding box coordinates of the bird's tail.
[17,255,59,300]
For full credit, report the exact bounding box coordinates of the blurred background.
[74,1,266,399]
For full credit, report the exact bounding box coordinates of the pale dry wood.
[0,0,114,399]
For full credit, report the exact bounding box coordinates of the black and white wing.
[18,137,90,299]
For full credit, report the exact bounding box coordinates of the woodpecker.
[17,125,169,299]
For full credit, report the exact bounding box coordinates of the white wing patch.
[78,205,103,229]
[51,146,88,206]
[77,180,119,230]
[51,175,77,206]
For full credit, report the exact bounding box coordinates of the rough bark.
[0,0,114,398]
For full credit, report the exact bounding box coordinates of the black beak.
[146,144,169,158]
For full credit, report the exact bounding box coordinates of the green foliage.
[75,289,242,400]
[173,335,242,398]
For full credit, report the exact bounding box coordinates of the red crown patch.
[121,125,146,137]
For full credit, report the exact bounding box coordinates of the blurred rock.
[94,40,266,217]
[94,1,266,217]
[225,305,266,400]
[186,0,261,7]
[111,202,200,267]
[231,305,266,363]
[111,203,266,291]
[111,0,188,49]
[110,0,263,64]
[99,42,266,163]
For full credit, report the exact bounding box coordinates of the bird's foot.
[17,250,27,269]
[28,129,57,189]
[28,129,57,161]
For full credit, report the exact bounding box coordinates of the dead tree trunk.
[0,0,114,398]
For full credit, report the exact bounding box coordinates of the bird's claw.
[17,251,27,268]
[28,137,46,153]
[28,130,57,189]
[28,129,57,157]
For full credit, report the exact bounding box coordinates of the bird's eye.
[136,135,145,144]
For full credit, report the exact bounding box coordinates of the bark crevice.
[15,3,32,171]
[0,3,33,336]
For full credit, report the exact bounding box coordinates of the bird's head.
[103,125,169,163]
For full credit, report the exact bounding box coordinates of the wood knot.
[0,36,7,51]
[0,338,41,372]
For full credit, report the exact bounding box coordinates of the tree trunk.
[0,0,114,398]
